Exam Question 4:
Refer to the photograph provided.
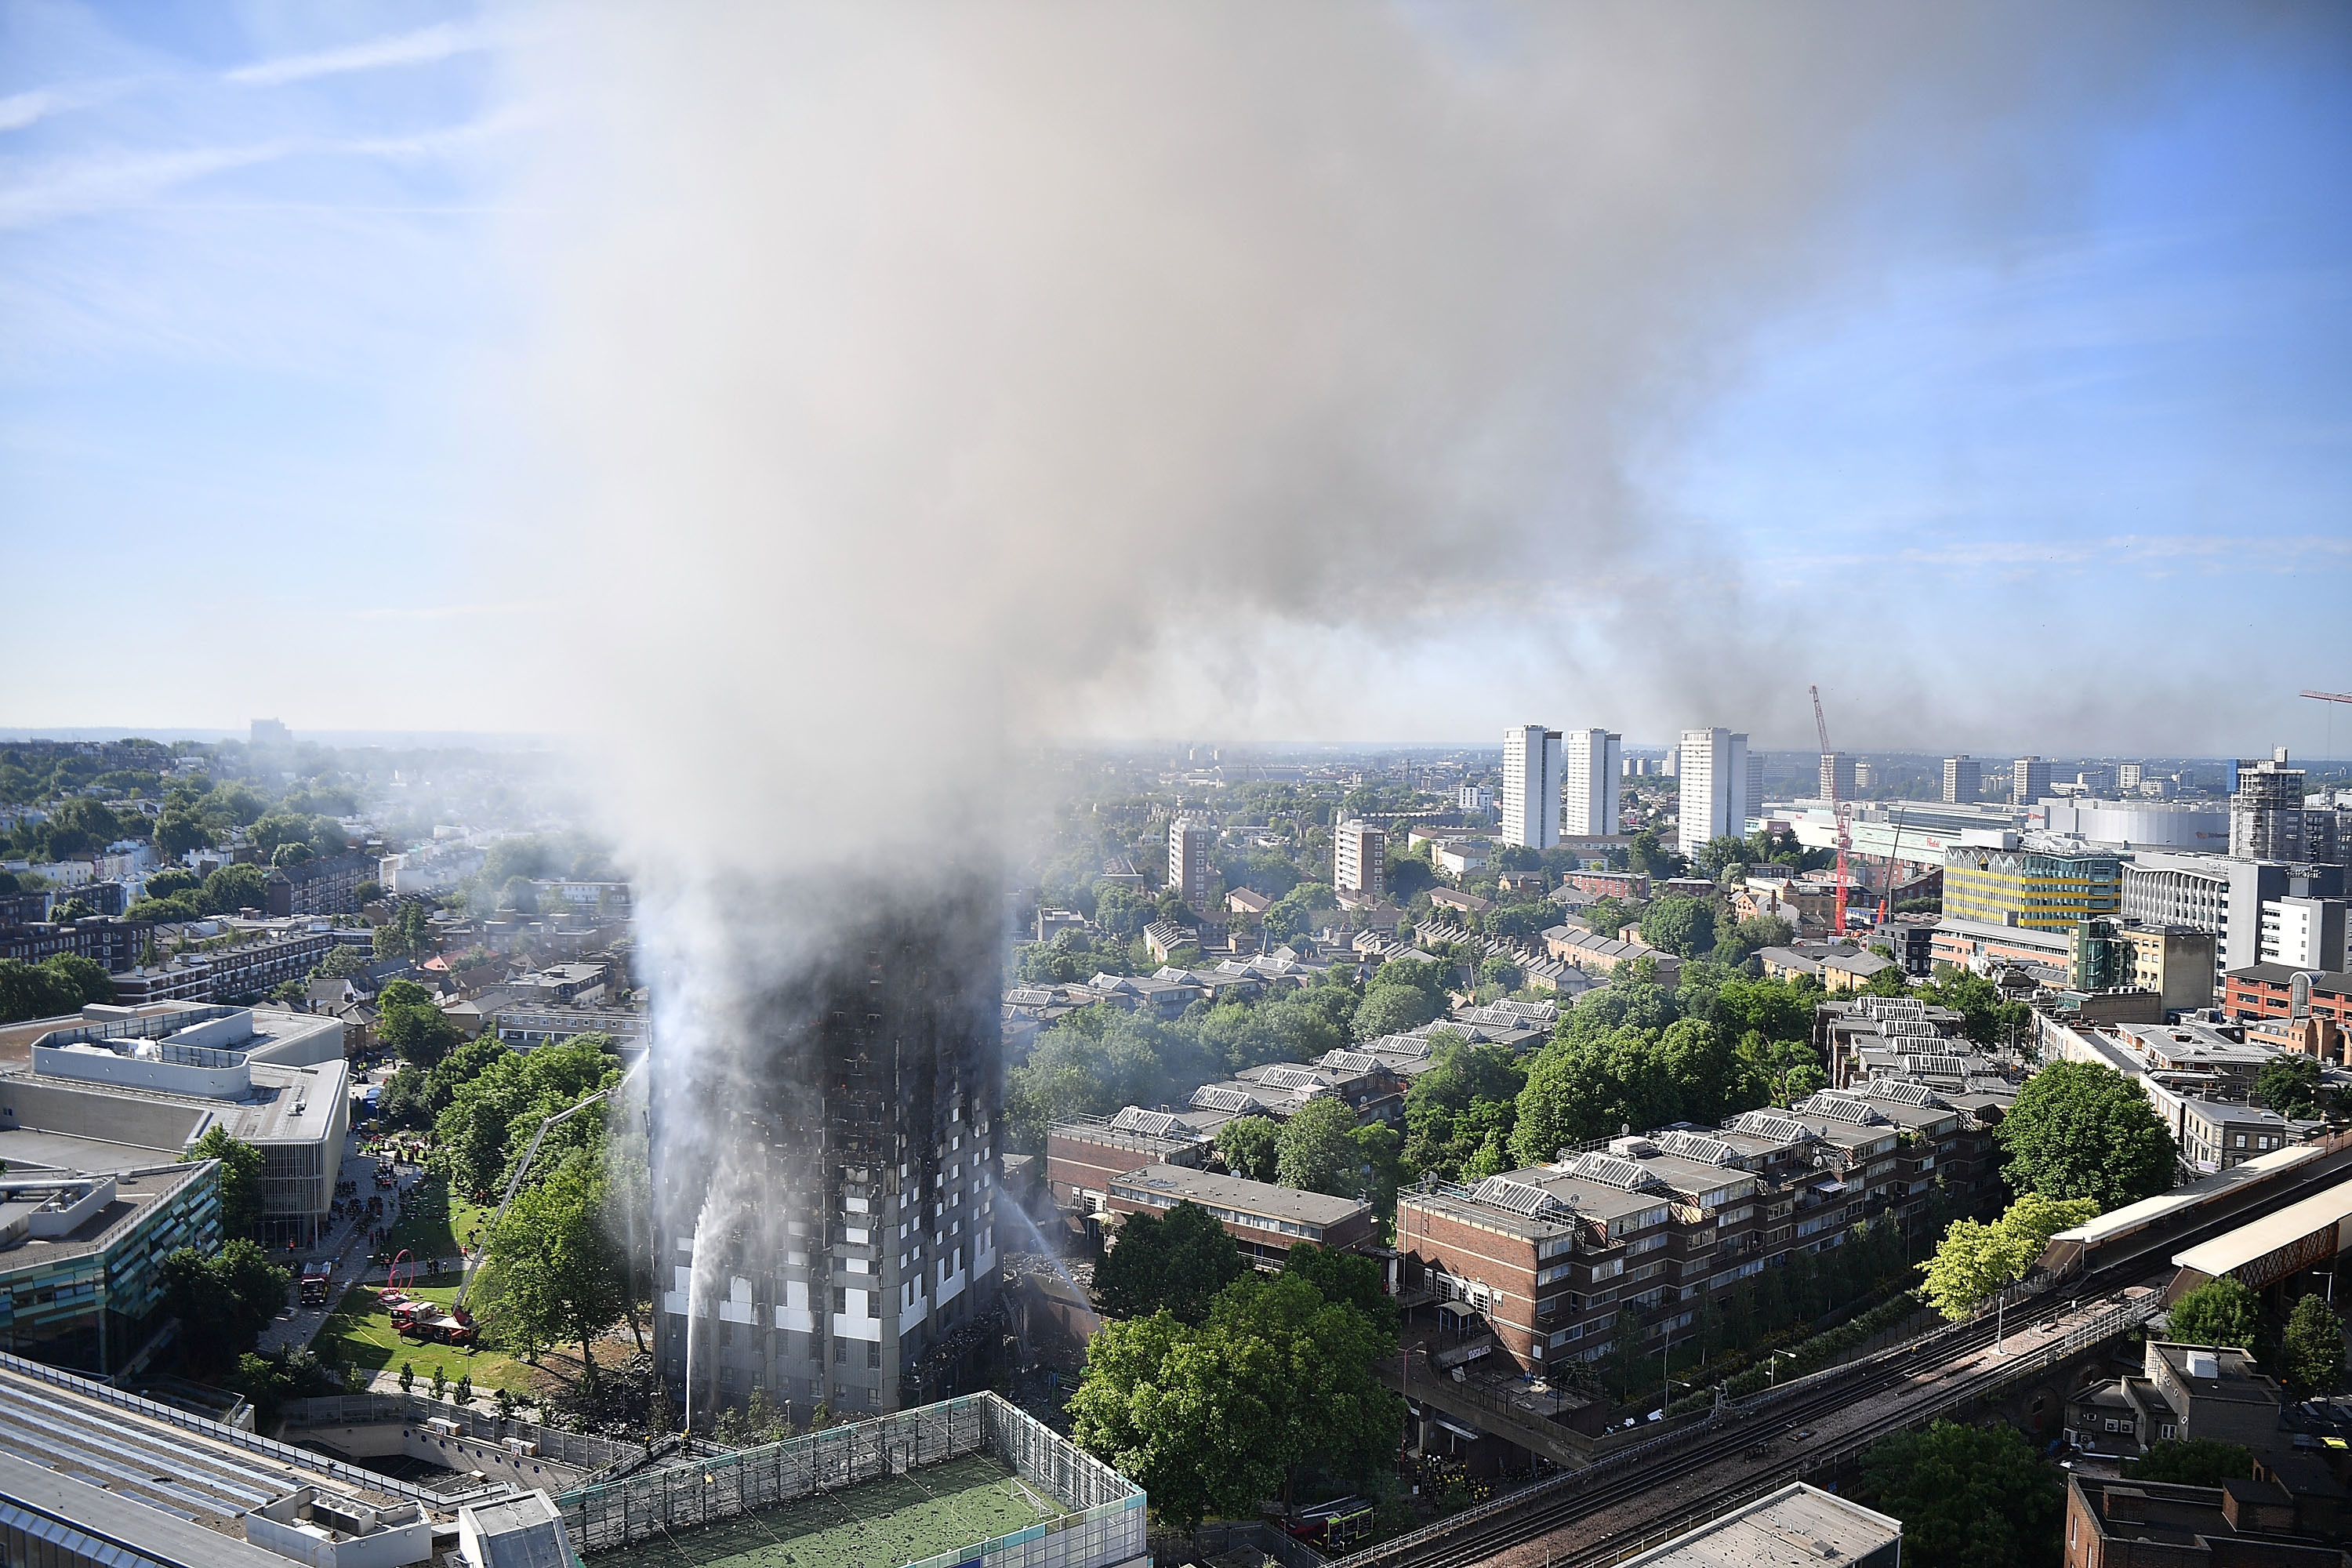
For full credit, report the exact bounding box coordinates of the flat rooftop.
[1108,1163,1370,1229]
[587,1454,1065,1568]
[0,1161,205,1272]
[1620,1482,1901,1567]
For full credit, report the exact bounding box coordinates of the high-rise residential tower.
[2013,757,2053,805]
[2231,750,2308,862]
[1677,728,1750,857]
[1943,756,1980,804]
[1819,752,1855,802]
[1501,724,1562,850]
[1563,729,1621,838]
[1167,819,1214,910]
[1334,820,1385,896]
[655,880,1004,1425]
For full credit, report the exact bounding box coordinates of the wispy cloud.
[347,105,533,161]
[225,20,499,89]
[0,142,295,229]
[353,601,549,622]
[0,77,144,133]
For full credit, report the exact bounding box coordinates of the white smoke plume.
[492,1,2307,797]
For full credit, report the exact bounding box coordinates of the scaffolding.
[557,1392,1144,1566]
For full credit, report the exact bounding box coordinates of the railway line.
[1342,1141,2352,1568]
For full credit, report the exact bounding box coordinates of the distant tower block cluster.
[1501,724,1562,849]
[1563,728,1621,837]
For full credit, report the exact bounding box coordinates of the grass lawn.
[318,1279,647,1410]
[373,1174,494,1267]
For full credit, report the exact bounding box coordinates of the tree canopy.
[1995,1060,2176,1208]
[2279,1294,2347,1393]
[0,953,114,1025]
[1859,1421,2062,1568]
[378,978,463,1070]
[1919,1192,2099,1320]
[2256,1054,2325,1120]
[163,1240,290,1374]
[1091,1200,1247,1324]
[477,1150,628,1386]
[185,1125,268,1237]
[2166,1276,2260,1350]
[1214,1116,1281,1183]
[2125,1439,2254,1488]
[1069,1269,1402,1526]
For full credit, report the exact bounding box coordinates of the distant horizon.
[4,725,2345,771]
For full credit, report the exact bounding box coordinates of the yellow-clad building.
[1944,845,2121,931]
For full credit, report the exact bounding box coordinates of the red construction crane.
[1809,684,1851,936]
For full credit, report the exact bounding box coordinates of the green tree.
[1637,896,1715,958]
[476,1152,627,1389]
[1280,1242,1399,1339]
[1214,1116,1281,1183]
[1918,1193,2098,1320]
[2256,1054,2324,1120]
[312,944,369,981]
[1352,983,1439,1042]
[2278,1294,2345,1392]
[162,1240,291,1374]
[2125,1439,2255,1487]
[185,1124,268,1236]
[1859,1421,2062,1568]
[1996,1060,2175,1208]
[1091,1200,1247,1324]
[200,862,267,916]
[1276,1096,1363,1197]
[378,978,462,1070]
[2166,1276,2260,1350]
[1069,1271,1402,1525]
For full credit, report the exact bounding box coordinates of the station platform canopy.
[2169,1174,2352,1301]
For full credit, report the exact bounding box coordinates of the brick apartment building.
[1105,1164,1375,1269]
[0,916,154,974]
[2224,964,2352,1031]
[264,851,375,917]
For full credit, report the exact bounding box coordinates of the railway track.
[1345,1147,2352,1568]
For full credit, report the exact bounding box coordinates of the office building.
[1167,818,1214,911]
[1676,728,1750,856]
[2118,762,2144,790]
[1562,728,1621,837]
[2231,750,2307,861]
[2067,917,2219,1011]
[1501,724,1562,850]
[1457,783,1494,814]
[2125,855,2346,980]
[5,1005,351,1246]
[2262,896,2348,972]
[1944,755,1981,804]
[1748,750,1766,818]
[1944,844,2122,932]
[0,1163,218,1373]
[1852,759,1875,792]
[1334,819,1385,897]
[655,880,1002,1425]
[2013,756,2053,805]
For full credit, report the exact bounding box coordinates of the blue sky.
[3,4,2349,757]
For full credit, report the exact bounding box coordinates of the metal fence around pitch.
[284,1392,637,1473]
[554,1392,1145,1567]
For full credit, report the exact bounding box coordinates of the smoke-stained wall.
[653,873,1004,1419]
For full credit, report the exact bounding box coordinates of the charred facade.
[652,879,1004,1421]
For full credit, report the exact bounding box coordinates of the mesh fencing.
[557,1392,1144,1566]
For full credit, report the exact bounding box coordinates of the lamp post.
[1766,1349,1795,1388]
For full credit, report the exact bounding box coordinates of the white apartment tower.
[2231,750,2308,862]
[1167,819,1214,911]
[1334,820,1385,897]
[1819,753,1855,802]
[1563,729,1621,839]
[1677,728,1751,857]
[1501,724,1563,850]
[2013,757,2053,805]
[2261,896,2349,972]
[1943,756,1980,804]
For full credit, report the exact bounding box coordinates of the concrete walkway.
[255,1137,436,1356]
